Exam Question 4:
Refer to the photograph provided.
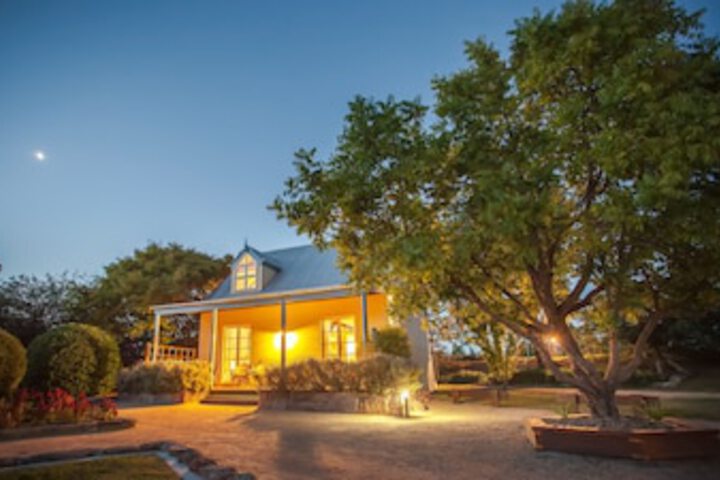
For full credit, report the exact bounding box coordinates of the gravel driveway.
[1,401,717,480]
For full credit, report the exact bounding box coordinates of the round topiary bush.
[72,324,121,394]
[25,323,120,396]
[0,328,27,399]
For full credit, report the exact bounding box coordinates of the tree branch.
[618,311,664,383]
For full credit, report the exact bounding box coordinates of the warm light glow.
[33,150,46,161]
[546,334,560,345]
[274,331,298,349]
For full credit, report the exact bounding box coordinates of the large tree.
[273,0,720,421]
[0,274,90,346]
[81,242,231,363]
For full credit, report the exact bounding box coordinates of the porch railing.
[145,343,198,363]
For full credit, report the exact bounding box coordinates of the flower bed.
[525,415,720,460]
[0,388,126,440]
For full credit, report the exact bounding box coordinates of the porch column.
[280,300,287,372]
[152,312,161,362]
[361,292,369,350]
[210,308,218,389]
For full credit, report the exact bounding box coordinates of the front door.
[220,325,252,384]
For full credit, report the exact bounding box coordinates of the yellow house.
[150,244,433,390]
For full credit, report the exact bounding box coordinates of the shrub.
[0,387,118,428]
[25,326,98,396]
[117,360,211,397]
[25,323,120,396]
[0,328,26,399]
[261,355,421,396]
[372,327,411,358]
[72,324,121,395]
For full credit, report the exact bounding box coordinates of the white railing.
[145,343,198,362]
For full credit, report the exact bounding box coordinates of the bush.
[117,360,211,397]
[0,388,117,428]
[73,324,121,394]
[0,328,26,399]
[372,327,411,358]
[25,323,120,396]
[510,367,560,386]
[261,355,421,395]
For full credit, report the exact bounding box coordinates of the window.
[322,317,356,362]
[221,326,252,383]
[235,253,257,291]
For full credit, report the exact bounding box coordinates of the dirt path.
[1,401,718,480]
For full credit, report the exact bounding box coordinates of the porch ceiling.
[151,285,358,316]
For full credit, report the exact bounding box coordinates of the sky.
[1,0,718,279]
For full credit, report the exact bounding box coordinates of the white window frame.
[232,253,262,293]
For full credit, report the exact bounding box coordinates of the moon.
[34,150,46,162]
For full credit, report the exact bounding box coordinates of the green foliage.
[25,323,119,396]
[262,355,421,395]
[372,327,411,358]
[82,243,231,363]
[472,324,519,386]
[0,274,90,346]
[71,324,121,395]
[273,0,720,419]
[0,328,26,399]
[117,360,211,396]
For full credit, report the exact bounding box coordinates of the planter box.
[259,391,399,414]
[0,418,135,442]
[525,417,720,460]
[117,391,206,405]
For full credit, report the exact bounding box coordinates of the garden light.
[274,331,298,349]
[399,389,410,418]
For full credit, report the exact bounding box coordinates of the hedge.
[0,328,26,399]
[25,323,120,396]
[262,355,421,395]
[117,360,211,397]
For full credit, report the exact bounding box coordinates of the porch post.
[152,312,161,362]
[280,300,287,372]
[210,308,218,389]
[361,292,369,351]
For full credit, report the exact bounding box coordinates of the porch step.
[202,390,259,406]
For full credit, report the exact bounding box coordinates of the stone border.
[525,416,720,460]
[0,441,255,480]
[0,418,135,442]
[259,391,410,415]
[117,391,207,405]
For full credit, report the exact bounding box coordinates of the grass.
[438,389,720,421]
[0,454,178,480]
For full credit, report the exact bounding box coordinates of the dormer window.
[235,253,257,291]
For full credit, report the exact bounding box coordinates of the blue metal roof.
[206,244,348,300]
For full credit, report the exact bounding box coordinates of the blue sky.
[1,0,718,278]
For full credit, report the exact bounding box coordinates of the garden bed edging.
[525,416,720,460]
[0,418,135,442]
[259,391,404,415]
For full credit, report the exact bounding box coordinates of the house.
[150,244,435,389]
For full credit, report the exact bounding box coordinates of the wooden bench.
[448,387,509,405]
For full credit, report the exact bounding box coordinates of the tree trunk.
[581,385,621,422]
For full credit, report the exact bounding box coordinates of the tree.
[372,327,412,358]
[0,274,89,346]
[471,323,520,387]
[273,0,720,422]
[81,243,231,363]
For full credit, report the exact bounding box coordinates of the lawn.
[0,454,177,480]
[436,388,720,421]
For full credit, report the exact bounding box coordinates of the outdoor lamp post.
[399,389,410,418]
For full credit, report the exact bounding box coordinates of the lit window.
[235,254,258,291]
[323,317,356,362]
[221,326,252,383]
